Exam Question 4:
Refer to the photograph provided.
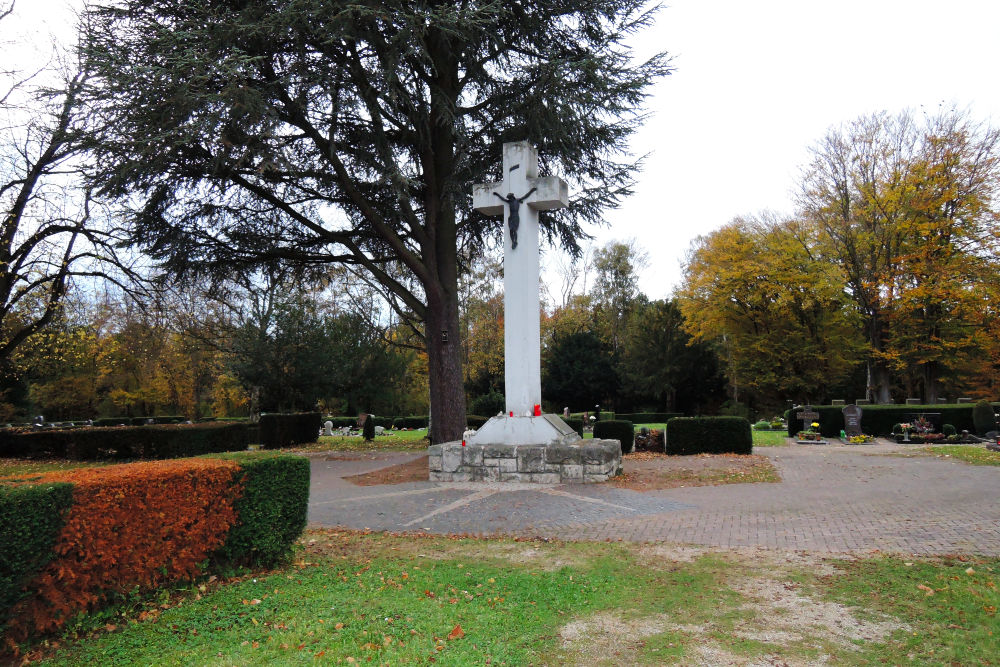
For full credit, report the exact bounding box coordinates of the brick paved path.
[307,443,1000,555]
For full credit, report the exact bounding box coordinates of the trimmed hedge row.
[785,404,993,437]
[564,417,584,438]
[0,423,249,460]
[666,417,752,455]
[0,454,309,644]
[93,415,187,427]
[593,420,634,453]
[0,483,74,635]
[259,412,321,448]
[615,412,683,424]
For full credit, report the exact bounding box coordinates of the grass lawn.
[0,458,106,478]
[924,444,1000,466]
[24,531,999,665]
[752,429,789,447]
[293,429,429,453]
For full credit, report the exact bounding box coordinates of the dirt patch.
[730,578,907,647]
[343,455,428,486]
[611,453,780,491]
[559,611,672,664]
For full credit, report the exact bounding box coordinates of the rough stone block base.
[428,439,622,483]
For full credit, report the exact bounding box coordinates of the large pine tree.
[82,0,670,442]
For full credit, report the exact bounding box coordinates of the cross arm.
[472,181,504,216]
[526,176,569,211]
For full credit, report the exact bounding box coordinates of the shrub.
[0,423,249,460]
[393,416,428,429]
[666,416,752,455]
[615,412,682,424]
[942,423,957,435]
[752,420,770,431]
[972,400,996,435]
[563,417,584,438]
[1,454,310,644]
[0,484,73,633]
[259,412,321,448]
[362,416,375,441]
[593,420,634,453]
[466,415,489,429]
[469,391,505,417]
[3,459,243,641]
[213,454,310,568]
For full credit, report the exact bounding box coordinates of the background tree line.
[679,109,1000,416]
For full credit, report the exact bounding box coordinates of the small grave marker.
[797,406,820,430]
[842,404,863,437]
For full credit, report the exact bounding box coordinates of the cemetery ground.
[5,433,1000,663]
[17,531,1000,665]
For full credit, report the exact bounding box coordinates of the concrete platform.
[428,438,622,483]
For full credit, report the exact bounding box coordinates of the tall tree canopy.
[81,0,670,441]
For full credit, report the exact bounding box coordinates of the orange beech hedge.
[4,459,243,642]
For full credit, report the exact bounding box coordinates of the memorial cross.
[472,141,568,417]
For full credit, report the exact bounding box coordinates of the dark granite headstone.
[797,406,819,431]
[842,404,863,436]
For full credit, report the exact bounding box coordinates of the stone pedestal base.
[428,439,622,483]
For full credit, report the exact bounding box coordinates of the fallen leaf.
[315,650,325,657]
[917,584,934,596]
[448,598,458,604]
[447,624,465,641]
[335,622,344,630]
[425,590,436,598]
[966,567,976,575]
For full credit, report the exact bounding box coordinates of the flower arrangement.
[846,434,875,444]
[911,416,935,434]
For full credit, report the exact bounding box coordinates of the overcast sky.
[7,0,1000,300]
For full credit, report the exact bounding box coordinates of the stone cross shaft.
[472,141,569,417]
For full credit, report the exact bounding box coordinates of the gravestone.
[842,404,863,437]
[797,405,820,432]
[856,398,871,405]
[831,399,845,406]
[957,397,972,404]
[429,141,621,483]
[905,398,920,405]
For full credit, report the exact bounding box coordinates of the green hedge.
[593,420,634,453]
[393,416,429,429]
[0,423,249,460]
[615,412,683,424]
[259,412,321,448]
[466,415,489,429]
[213,454,311,567]
[0,483,74,632]
[785,404,989,437]
[666,416,752,455]
[563,417,584,438]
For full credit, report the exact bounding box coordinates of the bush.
[259,412,321,448]
[213,454,310,568]
[1,454,310,643]
[563,417,584,438]
[393,416,428,429]
[943,423,957,435]
[466,415,489,429]
[469,391,505,417]
[666,416,752,455]
[323,417,357,429]
[0,483,73,633]
[752,420,771,431]
[972,400,996,435]
[0,423,249,460]
[593,420,634,454]
[615,412,682,424]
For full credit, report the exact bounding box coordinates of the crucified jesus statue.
[494,187,536,249]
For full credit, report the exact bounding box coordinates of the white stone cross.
[472,141,569,417]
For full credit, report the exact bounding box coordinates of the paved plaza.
[307,442,1000,556]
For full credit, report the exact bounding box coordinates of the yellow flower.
[811,422,819,428]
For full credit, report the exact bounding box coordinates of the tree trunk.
[425,286,466,444]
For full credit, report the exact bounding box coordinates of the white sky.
[7,0,1000,300]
